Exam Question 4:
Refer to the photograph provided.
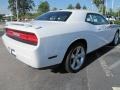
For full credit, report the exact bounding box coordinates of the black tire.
[64,43,86,73]
[111,31,119,46]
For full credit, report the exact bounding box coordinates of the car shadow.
[51,40,120,74]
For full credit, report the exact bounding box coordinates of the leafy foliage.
[83,5,87,10]
[93,0,104,8]
[75,3,81,9]
[8,0,35,17]
[114,20,120,25]
[0,15,3,20]
[67,4,74,9]
[52,7,57,11]
[38,1,50,14]
[93,0,105,14]
[99,5,106,15]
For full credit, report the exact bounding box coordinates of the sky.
[0,0,120,14]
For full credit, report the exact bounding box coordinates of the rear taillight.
[6,28,38,45]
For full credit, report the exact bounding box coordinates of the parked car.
[2,10,120,73]
[106,15,116,21]
[116,17,120,20]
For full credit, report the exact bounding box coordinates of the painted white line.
[112,87,120,90]
[109,60,120,70]
[116,46,120,49]
[95,52,114,77]
[86,69,91,90]
[99,59,114,77]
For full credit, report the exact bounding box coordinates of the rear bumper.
[2,34,42,68]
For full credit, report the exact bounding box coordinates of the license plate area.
[8,47,16,57]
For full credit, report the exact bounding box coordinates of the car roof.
[49,10,100,22]
[50,9,98,14]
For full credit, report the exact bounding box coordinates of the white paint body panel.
[2,10,119,68]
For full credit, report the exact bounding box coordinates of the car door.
[86,13,113,48]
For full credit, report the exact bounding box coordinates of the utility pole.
[16,0,19,21]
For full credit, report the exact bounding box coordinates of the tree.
[8,0,35,17]
[67,4,74,9]
[0,14,3,21]
[93,0,105,14]
[52,7,57,11]
[99,5,106,15]
[83,5,87,10]
[38,1,50,14]
[8,0,16,16]
[75,3,81,9]
[93,0,104,8]
[108,8,114,16]
[118,9,120,17]
[116,8,120,17]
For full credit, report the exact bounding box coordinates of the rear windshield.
[35,11,72,22]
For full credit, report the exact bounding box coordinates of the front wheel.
[64,43,86,73]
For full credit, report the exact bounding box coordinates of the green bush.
[114,20,120,25]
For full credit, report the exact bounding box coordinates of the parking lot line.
[99,59,114,77]
[109,60,120,70]
[96,53,114,77]
[116,46,120,49]
[112,87,120,90]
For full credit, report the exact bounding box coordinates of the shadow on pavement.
[0,29,120,74]
[51,40,120,74]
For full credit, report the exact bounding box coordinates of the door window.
[86,13,109,25]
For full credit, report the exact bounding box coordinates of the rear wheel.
[64,43,86,73]
[112,31,119,46]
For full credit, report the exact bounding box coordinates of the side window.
[85,14,93,24]
[85,13,108,25]
[92,14,108,25]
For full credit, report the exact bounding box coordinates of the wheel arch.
[117,29,119,33]
[115,29,119,38]
[62,39,87,63]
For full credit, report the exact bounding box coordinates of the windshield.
[35,11,72,22]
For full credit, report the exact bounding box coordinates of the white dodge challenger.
[2,10,120,73]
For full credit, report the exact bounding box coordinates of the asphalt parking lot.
[0,31,120,90]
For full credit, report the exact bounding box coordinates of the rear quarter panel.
[37,22,107,64]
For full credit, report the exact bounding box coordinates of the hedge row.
[114,20,120,25]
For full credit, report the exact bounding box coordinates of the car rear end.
[2,22,42,68]
[2,11,74,68]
